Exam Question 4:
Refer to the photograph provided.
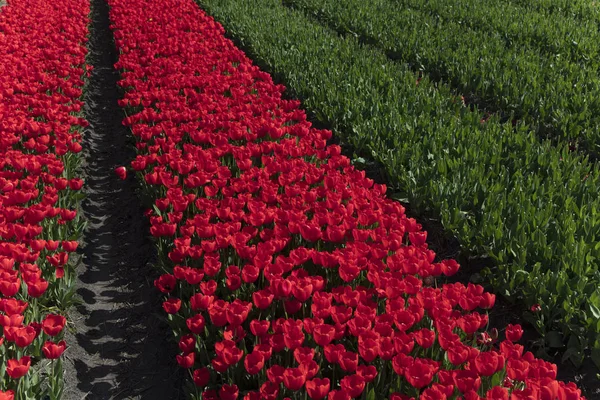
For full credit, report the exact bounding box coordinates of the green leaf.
[592,347,600,370]
[522,311,542,334]
[352,157,366,165]
[366,388,375,400]
[490,371,503,387]
[562,346,583,367]
[546,331,565,348]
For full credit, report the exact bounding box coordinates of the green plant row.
[284,0,600,159]
[503,0,600,23]
[197,0,600,369]
[390,0,599,63]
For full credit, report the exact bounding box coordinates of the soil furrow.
[62,0,183,398]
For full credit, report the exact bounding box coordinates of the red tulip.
[356,365,378,383]
[176,352,195,368]
[340,374,366,398]
[530,304,542,313]
[219,384,239,400]
[404,359,438,389]
[454,369,482,393]
[479,292,496,309]
[338,350,359,372]
[115,166,127,180]
[283,367,306,391]
[252,290,274,309]
[27,278,49,298]
[283,326,305,350]
[154,274,176,293]
[6,356,31,379]
[0,390,15,400]
[186,314,206,334]
[62,241,79,252]
[178,334,196,353]
[413,328,435,348]
[486,386,508,400]
[506,359,530,381]
[69,178,84,190]
[249,320,270,337]
[505,324,524,342]
[216,340,243,366]
[327,390,351,400]
[474,351,504,377]
[45,241,60,251]
[0,299,27,315]
[313,324,336,346]
[192,368,210,387]
[42,340,67,359]
[202,390,218,400]
[0,277,20,297]
[244,351,265,375]
[294,347,315,364]
[447,342,470,366]
[208,300,228,326]
[358,337,379,362]
[162,298,181,314]
[42,314,66,336]
[306,378,330,400]
[225,299,252,326]
[267,365,285,385]
[14,326,37,347]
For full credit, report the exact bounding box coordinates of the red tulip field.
[1,0,599,398]
[0,0,88,398]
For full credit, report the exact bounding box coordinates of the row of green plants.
[284,0,600,158]
[197,0,600,371]
[503,0,600,22]
[390,0,599,62]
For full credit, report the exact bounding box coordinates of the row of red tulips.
[0,0,89,398]
[108,0,585,399]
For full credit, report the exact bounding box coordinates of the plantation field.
[287,0,600,156]
[198,0,600,373]
[1,0,599,398]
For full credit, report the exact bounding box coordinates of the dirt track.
[61,0,183,398]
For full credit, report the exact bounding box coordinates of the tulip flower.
[115,166,127,180]
[6,356,31,379]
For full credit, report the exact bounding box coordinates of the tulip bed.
[194,0,600,370]
[109,0,585,398]
[0,0,89,398]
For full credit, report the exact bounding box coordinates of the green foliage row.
[390,0,599,62]
[504,0,600,22]
[285,0,600,159]
[197,0,600,368]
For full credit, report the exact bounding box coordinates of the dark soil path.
[62,0,183,398]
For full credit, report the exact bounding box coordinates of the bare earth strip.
[61,0,184,398]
